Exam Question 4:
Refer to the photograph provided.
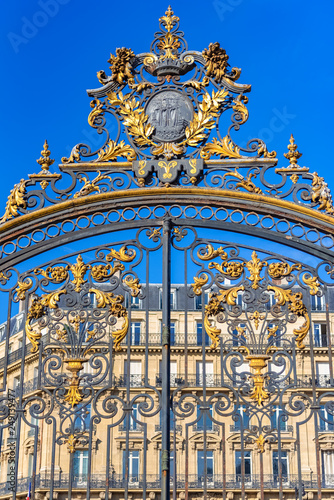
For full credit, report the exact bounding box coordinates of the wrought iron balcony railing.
[230,424,293,433]
[192,423,220,433]
[1,473,334,492]
[155,424,182,433]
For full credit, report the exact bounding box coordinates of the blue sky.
[1,0,334,208]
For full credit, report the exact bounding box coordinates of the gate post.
[161,217,171,500]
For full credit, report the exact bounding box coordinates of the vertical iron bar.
[325,288,333,384]
[161,217,171,500]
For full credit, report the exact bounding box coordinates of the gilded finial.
[159,6,179,32]
[283,134,302,167]
[36,140,55,172]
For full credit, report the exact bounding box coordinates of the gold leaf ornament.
[15,279,33,300]
[191,274,209,296]
[96,140,136,162]
[0,179,27,224]
[182,89,229,148]
[200,136,242,160]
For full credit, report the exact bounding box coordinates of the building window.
[130,295,141,309]
[159,290,176,310]
[266,291,276,310]
[73,450,88,486]
[314,323,328,347]
[233,405,250,431]
[271,406,287,431]
[130,322,141,345]
[268,324,282,347]
[232,323,246,346]
[74,405,91,432]
[316,362,331,386]
[311,294,325,311]
[235,451,251,478]
[196,406,213,431]
[322,451,334,485]
[196,322,210,346]
[195,292,209,310]
[124,360,142,387]
[123,450,139,484]
[196,361,214,387]
[232,362,249,385]
[273,451,288,483]
[319,405,334,432]
[197,450,214,479]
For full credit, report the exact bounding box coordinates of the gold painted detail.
[197,244,228,261]
[65,434,78,454]
[223,169,263,195]
[148,228,162,240]
[209,260,244,279]
[91,262,124,282]
[73,172,112,199]
[157,7,180,60]
[15,279,33,300]
[123,275,141,297]
[202,42,229,82]
[69,255,91,292]
[246,355,270,406]
[158,160,178,179]
[90,288,128,351]
[302,274,320,296]
[152,142,184,160]
[246,251,267,289]
[0,179,27,225]
[181,90,229,148]
[138,160,147,175]
[268,286,309,349]
[204,287,244,349]
[88,99,104,128]
[105,246,136,263]
[232,95,249,125]
[159,5,179,32]
[284,134,302,167]
[267,324,279,339]
[107,47,135,86]
[257,143,277,158]
[25,291,66,353]
[256,434,266,453]
[64,358,85,407]
[249,311,265,330]
[95,140,136,162]
[200,136,242,160]
[192,274,209,296]
[267,262,301,280]
[311,172,334,215]
[0,271,10,283]
[35,265,68,283]
[107,92,155,147]
[36,140,54,172]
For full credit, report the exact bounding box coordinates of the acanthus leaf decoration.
[95,140,136,162]
[268,285,309,349]
[89,288,128,351]
[200,136,242,160]
[69,255,91,292]
[0,179,27,225]
[25,290,67,353]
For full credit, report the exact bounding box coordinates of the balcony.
[230,424,293,433]
[155,424,182,433]
[116,375,146,388]
[192,423,220,433]
[1,473,334,492]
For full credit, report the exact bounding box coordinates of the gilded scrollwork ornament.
[73,172,112,199]
[0,179,27,225]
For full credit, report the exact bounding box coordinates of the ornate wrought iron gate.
[0,7,334,500]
